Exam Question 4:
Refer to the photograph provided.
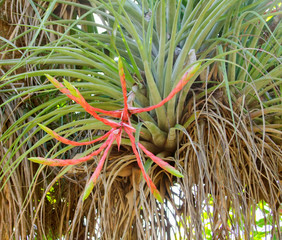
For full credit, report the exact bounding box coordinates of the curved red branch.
[83,132,116,200]
[29,131,115,166]
[130,64,200,114]
[124,127,162,202]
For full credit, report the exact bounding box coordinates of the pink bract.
[29,58,200,202]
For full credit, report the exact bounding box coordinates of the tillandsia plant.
[28,58,200,202]
[1,0,281,239]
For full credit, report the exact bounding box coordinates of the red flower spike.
[130,63,201,114]
[45,74,122,121]
[60,78,120,128]
[28,131,115,166]
[124,127,163,203]
[115,129,122,151]
[83,132,116,201]
[118,58,129,122]
[31,61,200,201]
[38,123,113,146]
[138,143,184,178]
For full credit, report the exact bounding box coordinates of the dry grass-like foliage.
[1,79,281,239]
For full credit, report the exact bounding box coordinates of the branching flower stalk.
[29,58,200,202]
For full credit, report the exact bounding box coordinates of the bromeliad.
[29,58,200,202]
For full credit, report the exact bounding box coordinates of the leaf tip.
[153,189,163,203]
[165,166,184,178]
[45,74,60,87]
[28,157,47,164]
[190,62,201,75]
[82,181,95,201]
[38,123,48,131]
[44,74,51,79]
[45,74,53,81]
[38,123,56,137]
[63,79,79,98]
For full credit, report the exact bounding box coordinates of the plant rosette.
[29,57,200,202]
